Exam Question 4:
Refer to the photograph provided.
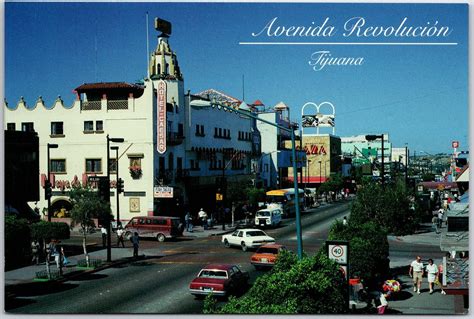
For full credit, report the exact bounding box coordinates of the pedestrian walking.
[425,259,438,294]
[409,255,424,294]
[185,211,193,232]
[116,226,125,248]
[198,208,208,229]
[131,232,139,258]
[437,263,446,295]
[437,208,444,229]
[48,240,60,269]
[432,215,439,234]
[101,225,107,248]
[61,246,69,266]
[31,239,40,265]
[342,216,348,226]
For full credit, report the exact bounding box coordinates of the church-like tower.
[149,31,183,81]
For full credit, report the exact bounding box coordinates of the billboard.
[302,114,335,128]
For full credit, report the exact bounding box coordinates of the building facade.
[4,20,260,223]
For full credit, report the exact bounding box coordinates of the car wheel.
[254,265,261,270]
[224,239,230,248]
[241,242,247,252]
[157,233,166,242]
[125,231,132,240]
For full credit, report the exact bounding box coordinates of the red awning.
[287,176,328,183]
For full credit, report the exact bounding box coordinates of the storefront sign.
[303,144,327,155]
[157,80,167,154]
[154,186,173,198]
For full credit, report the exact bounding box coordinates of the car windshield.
[256,247,279,254]
[246,230,267,237]
[257,211,271,217]
[198,270,228,279]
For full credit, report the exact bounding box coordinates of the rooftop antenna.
[146,12,150,79]
[242,74,245,101]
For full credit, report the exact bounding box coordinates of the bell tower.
[149,18,183,81]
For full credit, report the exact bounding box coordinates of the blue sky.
[4,2,468,154]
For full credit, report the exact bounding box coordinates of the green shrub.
[328,220,389,286]
[5,215,31,270]
[30,221,70,241]
[350,180,419,235]
[205,250,347,314]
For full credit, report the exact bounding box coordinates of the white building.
[4,20,260,223]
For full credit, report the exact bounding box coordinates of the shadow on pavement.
[6,282,79,298]
[68,273,108,281]
[5,296,37,311]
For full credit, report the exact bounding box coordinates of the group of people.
[101,224,140,258]
[184,208,217,232]
[31,239,70,269]
[432,207,445,234]
[409,255,446,295]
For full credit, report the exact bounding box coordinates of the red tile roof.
[74,82,143,92]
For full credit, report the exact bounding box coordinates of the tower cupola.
[149,18,183,81]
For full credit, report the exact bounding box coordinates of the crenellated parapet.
[5,95,79,111]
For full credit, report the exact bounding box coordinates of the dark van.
[124,216,183,242]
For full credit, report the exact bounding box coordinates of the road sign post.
[327,240,350,308]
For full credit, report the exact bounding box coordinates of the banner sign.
[157,80,167,154]
[154,186,173,198]
[302,114,335,127]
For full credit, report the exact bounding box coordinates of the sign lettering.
[157,80,167,154]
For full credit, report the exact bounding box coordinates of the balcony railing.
[167,132,185,146]
[81,101,101,111]
[107,100,128,110]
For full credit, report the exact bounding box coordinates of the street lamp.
[111,146,120,226]
[46,143,58,222]
[318,161,322,183]
[366,134,385,186]
[106,135,124,262]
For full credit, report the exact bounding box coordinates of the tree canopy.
[204,250,348,314]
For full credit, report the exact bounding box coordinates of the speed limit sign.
[326,241,349,264]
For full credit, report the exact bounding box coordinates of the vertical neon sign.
[157,80,167,154]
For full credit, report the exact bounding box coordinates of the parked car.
[250,244,286,269]
[222,228,275,251]
[123,216,183,242]
[189,264,249,299]
[254,206,282,227]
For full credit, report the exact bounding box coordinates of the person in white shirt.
[116,226,125,248]
[198,208,208,229]
[409,256,424,294]
[425,259,439,294]
[101,225,107,248]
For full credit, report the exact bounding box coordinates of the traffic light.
[44,180,52,199]
[98,177,110,202]
[117,178,124,194]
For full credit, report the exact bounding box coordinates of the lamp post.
[106,135,124,262]
[111,146,120,226]
[46,143,58,222]
[318,161,322,183]
[366,134,385,186]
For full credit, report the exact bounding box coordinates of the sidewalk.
[5,220,241,287]
[388,222,444,268]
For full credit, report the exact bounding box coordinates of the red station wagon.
[123,216,183,242]
[189,264,249,298]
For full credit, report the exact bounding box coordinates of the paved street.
[5,201,456,314]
